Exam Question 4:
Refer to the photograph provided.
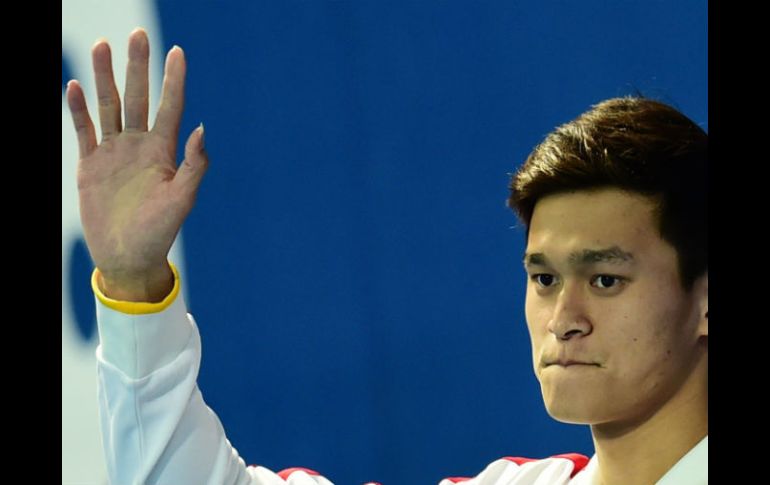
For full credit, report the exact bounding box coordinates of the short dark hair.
[508,97,707,290]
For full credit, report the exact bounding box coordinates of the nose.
[546,281,593,341]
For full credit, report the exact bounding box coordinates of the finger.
[152,46,186,141]
[91,39,122,139]
[172,124,208,202]
[65,80,98,158]
[123,28,150,132]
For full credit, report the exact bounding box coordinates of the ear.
[695,272,708,338]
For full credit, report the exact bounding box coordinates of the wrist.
[96,262,175,303]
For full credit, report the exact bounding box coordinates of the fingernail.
[198,122,205,150]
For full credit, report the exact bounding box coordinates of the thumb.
[173,123,209,200]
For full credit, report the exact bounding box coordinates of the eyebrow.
[523,246,635,269]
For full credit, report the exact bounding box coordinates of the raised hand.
[66,28,208,302]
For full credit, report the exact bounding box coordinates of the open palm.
[66,29,208,300]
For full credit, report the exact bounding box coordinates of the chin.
[542,392,607,425]
[545,405,597,425]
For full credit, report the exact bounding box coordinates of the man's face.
[523,188,707,426]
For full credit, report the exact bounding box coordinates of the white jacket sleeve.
[94,278,334,485]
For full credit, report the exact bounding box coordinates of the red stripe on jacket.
[443,452,590,482]
[502,453,590,478]
[277,467,322,479]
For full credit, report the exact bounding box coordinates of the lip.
[546,361,600,368]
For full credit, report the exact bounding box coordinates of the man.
[440,97,708,484]
[66,29,707,484]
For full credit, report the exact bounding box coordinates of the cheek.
[637,304,689,351]
[524,300,546,340]
[525,298,549,364]
[614,324,680,387]
[524,292,548,331]
[611,290,683,350]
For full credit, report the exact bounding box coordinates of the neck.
[590,357,707,485]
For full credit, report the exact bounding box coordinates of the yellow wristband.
[91,262,180,315]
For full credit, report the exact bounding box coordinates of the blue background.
[68,1,707,483]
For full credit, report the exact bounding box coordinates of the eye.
[591,275,622,289]
[531,274,557,287]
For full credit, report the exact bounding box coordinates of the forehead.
[526,189,663,254]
